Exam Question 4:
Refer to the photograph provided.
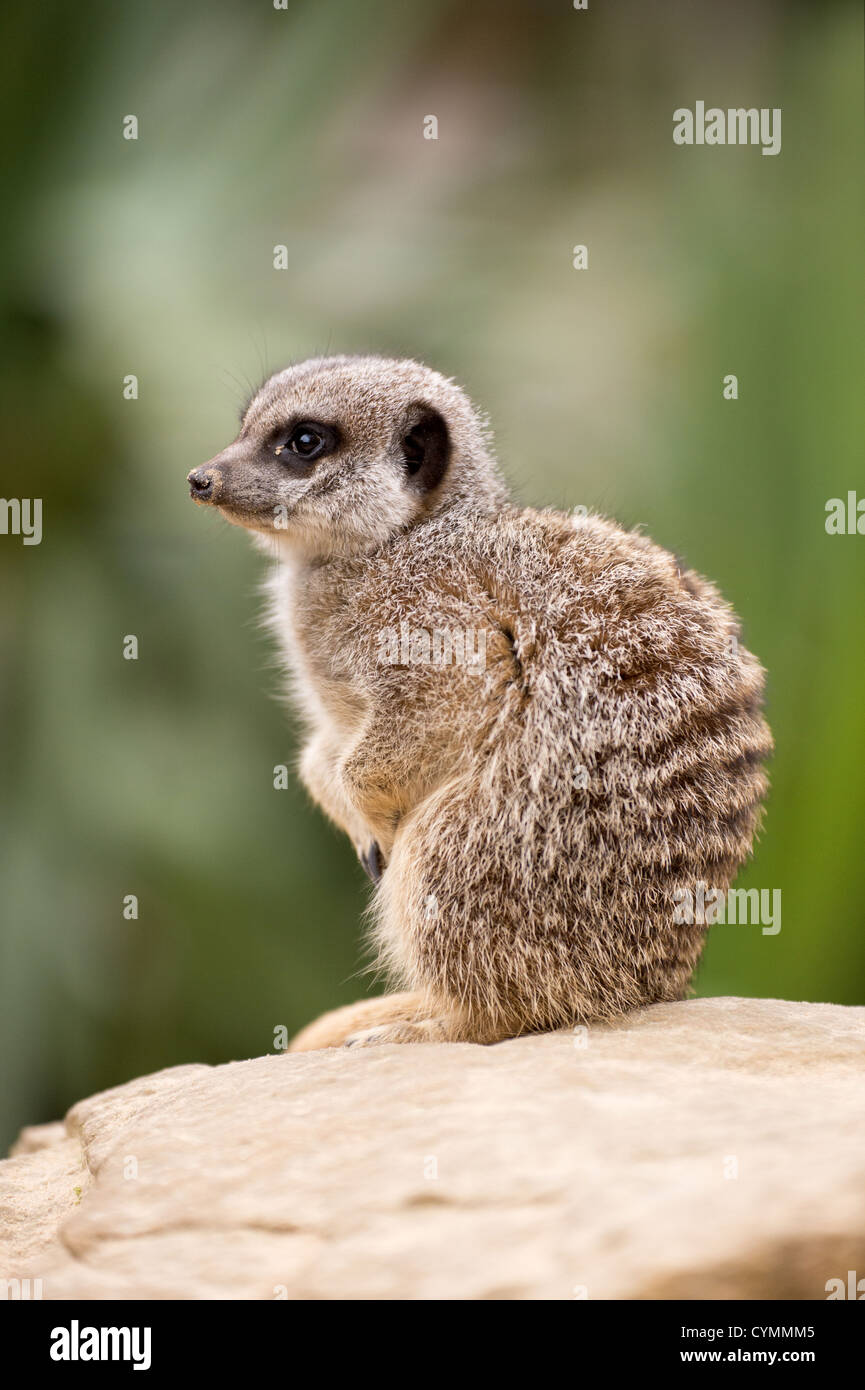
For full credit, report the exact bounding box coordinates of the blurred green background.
[1,0,862,1150]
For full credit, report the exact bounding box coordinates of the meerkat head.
[187,355,508,556]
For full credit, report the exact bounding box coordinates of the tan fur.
[189,355,772,1050]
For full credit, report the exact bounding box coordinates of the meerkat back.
[367,503,770,1041]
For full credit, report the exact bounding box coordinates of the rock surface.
[1,997,863,1300]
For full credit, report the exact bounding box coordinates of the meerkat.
[187,355,772,1050]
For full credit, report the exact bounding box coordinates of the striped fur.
[190,356,772,1048]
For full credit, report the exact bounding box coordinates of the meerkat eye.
[290,426,323,457]
[275,422,336,463]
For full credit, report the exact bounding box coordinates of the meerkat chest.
[270,537,512,738]
[270,560,370,734]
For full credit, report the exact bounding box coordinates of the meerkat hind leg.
[288,991,439,1052]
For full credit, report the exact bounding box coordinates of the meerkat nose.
[188,467,218,502]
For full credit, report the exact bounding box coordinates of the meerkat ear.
[399,405,450,493]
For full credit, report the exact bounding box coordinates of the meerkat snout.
[189,353,772,1051]
[187,466,218,502]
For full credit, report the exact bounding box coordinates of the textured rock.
[1,998,863,1300]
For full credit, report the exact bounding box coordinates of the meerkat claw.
[343,1025,389,1047]
[360,842,383,882]
[344,1019,452,1046]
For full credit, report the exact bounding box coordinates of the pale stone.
[1,999,863,1300]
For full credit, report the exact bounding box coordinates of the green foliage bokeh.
[1,0,862,1148]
